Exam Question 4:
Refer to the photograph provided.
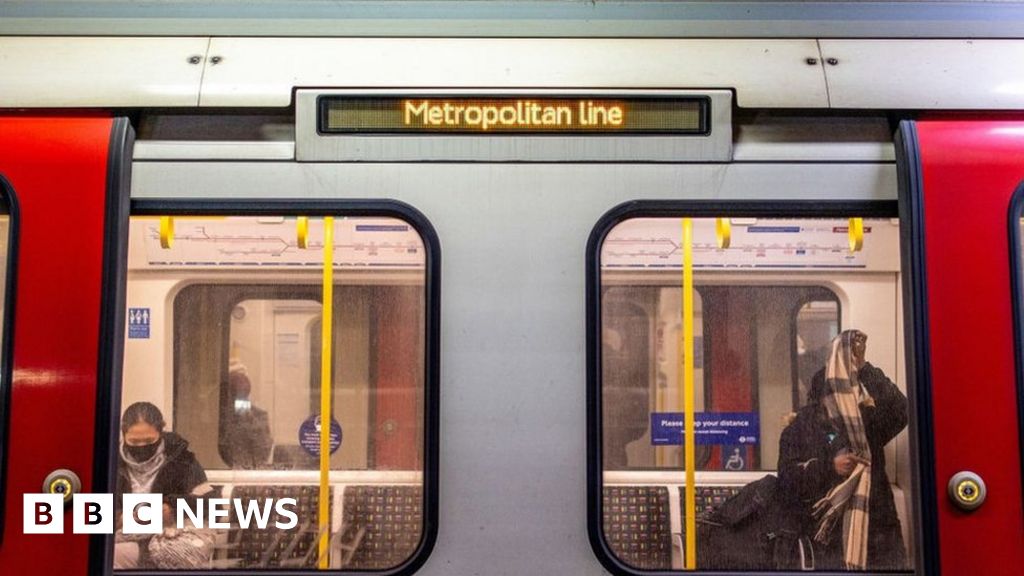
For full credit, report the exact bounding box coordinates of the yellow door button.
[42,469,81,504]
[957,479,981,503]
[948,471,986,512]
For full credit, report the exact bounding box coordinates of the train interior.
[121,215,427,569]
[598,217,912,570]
[104,98,916,573]
[119,205,914,571]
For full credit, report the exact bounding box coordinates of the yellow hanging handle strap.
[159,216,174,249]
[297,216,310,249]
[318,216,334,569]
[681,218,696,569]
[715,217,731,249]
[849,217,864,253]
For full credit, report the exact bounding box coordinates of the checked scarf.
[811,330,873,570]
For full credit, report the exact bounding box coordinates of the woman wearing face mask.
[114,402,212,569]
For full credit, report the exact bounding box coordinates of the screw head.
[805,58,819,66]
[187,55,202,65]
[210,56,224,65]
[826,57,840,66]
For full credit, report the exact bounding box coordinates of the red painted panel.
[0,117,113,574]
[707,290,755,469]
[373,286,422,470]
[917,120,1024,574]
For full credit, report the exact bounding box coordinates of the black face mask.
[125,439,161,462]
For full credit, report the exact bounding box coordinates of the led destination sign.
[319,96,709,135]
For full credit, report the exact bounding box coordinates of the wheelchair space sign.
[128,308,150,339]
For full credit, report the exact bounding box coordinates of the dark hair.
[121,401,166,434]
[229,371,252,398]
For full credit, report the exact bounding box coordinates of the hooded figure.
[218,370,273,468]
[776,330,908,570]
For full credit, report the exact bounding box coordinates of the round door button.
[43,469,81,504]
[948,471,986,512]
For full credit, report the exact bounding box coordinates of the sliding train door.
[898,120,1024,573]
[0,117,131,573]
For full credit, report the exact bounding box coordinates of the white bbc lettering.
[21,493,304,534]
[23,494,64,534]
[122,494,162,534]
[206,498,231,529]
[274,498,298,530]
[73,493,113,534]
[176,498,204,530]
[233,498,274,530]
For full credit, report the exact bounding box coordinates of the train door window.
[590,211,916,573]
[116,208,437,573]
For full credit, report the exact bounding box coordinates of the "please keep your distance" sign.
[650,412,760,446]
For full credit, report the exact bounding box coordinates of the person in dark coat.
[219,370,273,469]
[777,330,908,570]
[114,402,212,569]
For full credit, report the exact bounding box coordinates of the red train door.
[0,116,131,574]
[898,119,1024,575]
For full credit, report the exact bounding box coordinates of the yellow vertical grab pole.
[682,218,697,569]
[318,216,335,569]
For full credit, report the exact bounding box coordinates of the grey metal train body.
[4,4,1024,574]
[129,89,898,575]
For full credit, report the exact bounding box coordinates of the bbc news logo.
[24,494,299,534]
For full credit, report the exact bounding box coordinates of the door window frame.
[0,175,19,545]
[585,199,924,576]
[1005,181,1024,516]
[95,198,441,576]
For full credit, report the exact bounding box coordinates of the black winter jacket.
[116,431,209,508]
[219,406,273,469]
[776,362,909,570]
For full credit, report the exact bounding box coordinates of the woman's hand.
[833,452,870,476]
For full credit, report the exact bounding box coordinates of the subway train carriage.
[0,2,1023,575]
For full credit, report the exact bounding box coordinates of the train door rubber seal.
[895,119,941,576]
[92,198,440,576]
[0,174,21,546]
[586,199,913,576]
[1005,179,1024,520]
[88,117,135,573]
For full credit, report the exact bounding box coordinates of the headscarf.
[120,402,169,494]
[121,436,167,493]
[811,329,873,569]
